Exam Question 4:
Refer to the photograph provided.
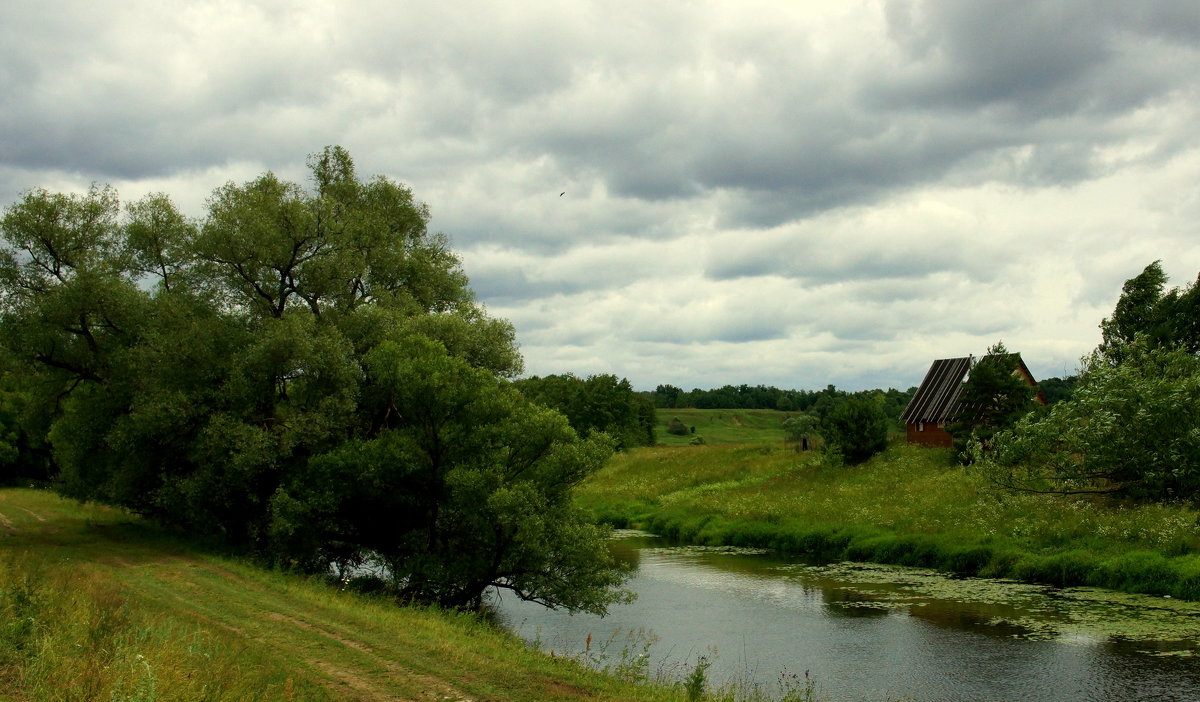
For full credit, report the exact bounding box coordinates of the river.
[488,531,1200,701]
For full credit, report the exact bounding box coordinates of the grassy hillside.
[655,409,809,446]
[578,442,1200,600]
[0,489,711,702]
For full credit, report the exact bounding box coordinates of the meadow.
[578,439,1200,600]
[655,409,822,446]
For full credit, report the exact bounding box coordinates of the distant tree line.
[649,383,916,465]
[1036,375,1077,404]
[651,383,915,427]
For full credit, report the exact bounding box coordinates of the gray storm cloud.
[3,0,1199,389]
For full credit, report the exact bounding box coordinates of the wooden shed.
[901,354,1043,447]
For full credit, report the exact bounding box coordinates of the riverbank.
[576,442,1200,600]
[0,488,750,702]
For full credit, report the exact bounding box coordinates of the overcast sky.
[3,1,1200,391]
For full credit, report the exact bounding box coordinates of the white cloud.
[3,0,1200,390]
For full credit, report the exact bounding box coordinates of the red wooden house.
[901,354,1044,447]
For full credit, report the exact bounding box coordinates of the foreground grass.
[579,442,1200,600]
[0,488,783,702]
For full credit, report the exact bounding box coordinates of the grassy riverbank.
[577,442,1200,600]
[0,488,806,702]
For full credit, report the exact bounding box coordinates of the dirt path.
[114,554,484,702]
[16,506,46,522]
[263,611,475,701]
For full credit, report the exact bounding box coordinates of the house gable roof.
[901,353,1043,425]
[901,356,971,424]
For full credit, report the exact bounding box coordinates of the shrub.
[821,396,888,464]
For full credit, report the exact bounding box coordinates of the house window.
[918,422,924,431]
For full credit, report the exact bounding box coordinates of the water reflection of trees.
[610,539,1200,658]
[819,586,891,618]
[905,600,1032,638]
[812,579,1056,638]
[605,535,644,570]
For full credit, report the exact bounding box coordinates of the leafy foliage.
[981,342,1200,501]
[782,413,819,450]
[271,335,628,612]
[947,341,1039,455]
[820,396,888,464]
[983,263,1200,503]
[0,147,626,612]
[514,373,656,449]
[1099,261,1170,358]
[0,383,21,473]
[1037,375,1077,405]
[1099,260,1200,361]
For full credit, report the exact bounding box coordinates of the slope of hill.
[0,488,690,702]
[655,409,805,446]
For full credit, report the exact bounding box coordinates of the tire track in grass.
[16,506,45,522]
[126,557,476,701]
[265,611,475,701]
[130,570,385,699]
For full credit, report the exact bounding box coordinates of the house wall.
[906,421,954,448]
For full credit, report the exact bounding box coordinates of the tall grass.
[579,442,1200,599]
[0,550,324,701]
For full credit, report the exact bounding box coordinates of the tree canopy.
[946,341,1039,455]
[0,147,629,613]
[514,373,656,450]
[1099,260,1200,361]
[782,413,819,450]
[983,263,1200,502]
[820,395,888,464]
[981,341,1200,501]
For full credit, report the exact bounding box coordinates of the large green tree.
[821,395,888,464]
[782,413,819,451]
[0,147,628,612]
[983,263,1200,502]
[980,341,1200,501]
[1099,261,1200,361]
[270,335,628,612]
[947,341,1039,454]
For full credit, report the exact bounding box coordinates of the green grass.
[0,487,812,702]
[656,409,810,446]
[579,441,1200,600]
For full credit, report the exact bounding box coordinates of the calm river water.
[489,531,1200,702]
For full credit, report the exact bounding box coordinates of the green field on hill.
[655,408,812,446]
